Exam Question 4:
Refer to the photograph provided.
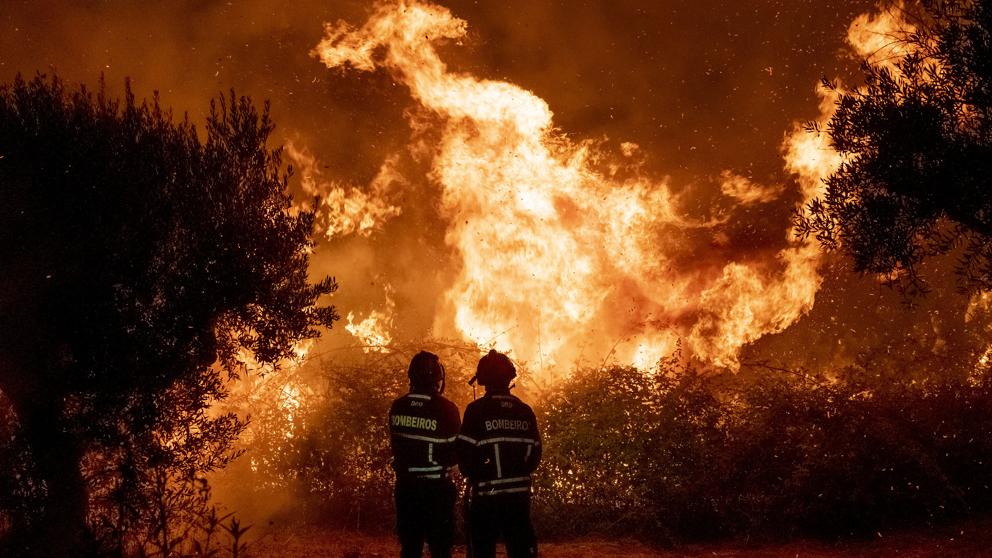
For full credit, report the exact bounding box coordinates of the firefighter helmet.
[473,349,516,388]
[408,350,446,393]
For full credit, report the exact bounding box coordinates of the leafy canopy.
[796,0,992,295]
[0,73,337,554]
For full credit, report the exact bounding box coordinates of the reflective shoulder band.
[477,486,531,496]
[477,476,530,487]
[407,465,443,472]
[477,436,537,445]
[394,432,457,444]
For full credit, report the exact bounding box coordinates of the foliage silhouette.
[214,341,488,533]
[222,340,992,543]
[0,73,337,556]
[796,0,992,295]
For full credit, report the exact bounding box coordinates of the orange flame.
[344,285,396,353]
[222,339,314,446]
[312,1,909,372]
[285,140,403,239]
[847,4,916,72]
[719,171,785,206]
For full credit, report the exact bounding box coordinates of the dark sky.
[3,0,980,371]
[0,0,874,182]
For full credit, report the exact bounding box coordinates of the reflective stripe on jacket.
[457,392,542,496]
[389,391,461,479]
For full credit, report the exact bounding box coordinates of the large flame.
[345,284,396,353]
[311,1,913,372]
[285,140,403,239]
[222,339,314,448]
[847,5,917,71]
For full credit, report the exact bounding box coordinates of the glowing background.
[2,0,984,376]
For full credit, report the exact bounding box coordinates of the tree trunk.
[9,394,95,557]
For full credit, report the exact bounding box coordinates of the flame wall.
[3,0,979,377]
[309,0,848,370]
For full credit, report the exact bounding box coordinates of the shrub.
[212,341,992,543]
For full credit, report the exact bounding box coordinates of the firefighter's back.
[389,392,460,479]
[388,351,460,558]
[457,350,540,558]
[458,393,541,495]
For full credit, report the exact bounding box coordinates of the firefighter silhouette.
[388,351,461,558]
[458,350,541,558]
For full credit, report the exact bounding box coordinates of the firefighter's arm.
[436,399,461,467]
[456,405,483,480]
[387,400,399,471]
[526,406,542,473]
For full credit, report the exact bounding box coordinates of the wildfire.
[284,140,403,239]
[718,171,785,206]
[345,285,396,353]
[223,340,314,443]
[847,5,917,71]
[311,1,915,372]
[967,291,992,377]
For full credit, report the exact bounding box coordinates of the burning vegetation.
[311,0,828,371]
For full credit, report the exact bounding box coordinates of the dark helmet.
[472,349,516,388]
[408,350,445,393]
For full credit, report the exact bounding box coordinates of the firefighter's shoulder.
[391,392,433,411]
[388,395,405,414]
[431,392,457,408]
[461,397,487,425]
[463,396,491,415]
[486,393,524,410]
[434,395,459,416]
[431,393,460,419]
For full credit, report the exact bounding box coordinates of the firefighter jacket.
[457,390,542,496]
[389,390,461,480]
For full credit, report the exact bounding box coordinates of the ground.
[247,518,992,557]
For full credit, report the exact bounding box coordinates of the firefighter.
[457,350,541,558]
[388,351,461,558]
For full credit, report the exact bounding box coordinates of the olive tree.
[0,74,337,556]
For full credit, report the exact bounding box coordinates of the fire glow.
[308,0,910,373]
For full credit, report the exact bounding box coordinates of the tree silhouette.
[0,74,338,556]
[796,0,992,295]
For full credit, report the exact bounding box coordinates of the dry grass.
[246,518,992,558]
